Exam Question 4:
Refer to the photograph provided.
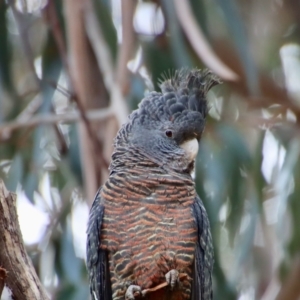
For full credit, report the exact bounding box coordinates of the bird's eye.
[165,130,173,138]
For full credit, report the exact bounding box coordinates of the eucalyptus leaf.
[214,0,259,94]
[0,2,13,93]
[5,153,23,191]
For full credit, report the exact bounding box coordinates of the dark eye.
[165,130,173,138]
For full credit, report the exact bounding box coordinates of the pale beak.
[180,138,199,161]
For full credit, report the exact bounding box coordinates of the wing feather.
[192,196,214,300]
[86,189,111,300]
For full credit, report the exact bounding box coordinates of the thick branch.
[85,1,129,125]
[0,267,7,298]
[0,180,50,300]
[64,0,111,202]
[276,257,300,300]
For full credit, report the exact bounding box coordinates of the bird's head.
[114,69,221,174]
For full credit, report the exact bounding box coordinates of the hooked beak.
[180,138,199,161]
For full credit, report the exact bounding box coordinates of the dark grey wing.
[86,189,112,300]
[191,195,214,300]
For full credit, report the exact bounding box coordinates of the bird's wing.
[191,195,214,300]
[86,189,112,300]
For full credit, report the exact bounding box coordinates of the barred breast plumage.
[100,148,197,300]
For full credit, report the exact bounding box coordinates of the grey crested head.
[111,68,221,174]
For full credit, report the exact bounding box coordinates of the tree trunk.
[0,180,50,300]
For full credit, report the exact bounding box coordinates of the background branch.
[0,180,50,300]
[276,257,300,300]
[0,267,7,298]
[173,0,238,81]
[64,0,111,204]
[116,0,137,95]
[0,107,114,139]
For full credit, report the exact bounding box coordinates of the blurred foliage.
[1,0,300,299]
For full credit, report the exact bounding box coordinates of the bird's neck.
[102,147,197,206]
[109,146,195,186]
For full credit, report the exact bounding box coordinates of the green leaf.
[288,154,300,256]
[68,125,82,185]
[92,0,118,62]
[276,139,300,227]
[0,2,13,92]
[5,154,23,191]
[253,131,266,206]
[216,124,251,242]
[143,40,176,90]
[161,0,192,67]
[41,26,62,114]
[214,0,259,94]
[189,0,209,37]
[60,220,82,283]
[55,219,89,300]
[24,171,38,201]
[213,248,237,300]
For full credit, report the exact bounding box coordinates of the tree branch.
[276,257,300,300]
[173,0,238,81]
[64,0,113,202]
[85,1,129,125]
[0,267,7,298]
[0,180,50,300]
[116,0,137,95]
[0,107,114,140]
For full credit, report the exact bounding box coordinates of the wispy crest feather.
[160,68,222,95]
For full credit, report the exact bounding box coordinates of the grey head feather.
[112,68,221,173]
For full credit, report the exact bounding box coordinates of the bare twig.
[0,180,50,300]
[137,273,187,297]
[173,0,238,81]
[16,95,43,122]
[44,0,69,73]
[116,0,137,95]
[145,273,187,294]
[85,1,129,125]
[0,108,114,139]
[8,0,41,88]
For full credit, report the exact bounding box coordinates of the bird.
[86,68,221,300]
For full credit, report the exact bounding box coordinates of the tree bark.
[0,267,7,298]
[0,180,50,300]
[276,257,300,300]
[64,0,111,206]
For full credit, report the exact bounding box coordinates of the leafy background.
[1,0,300,299]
